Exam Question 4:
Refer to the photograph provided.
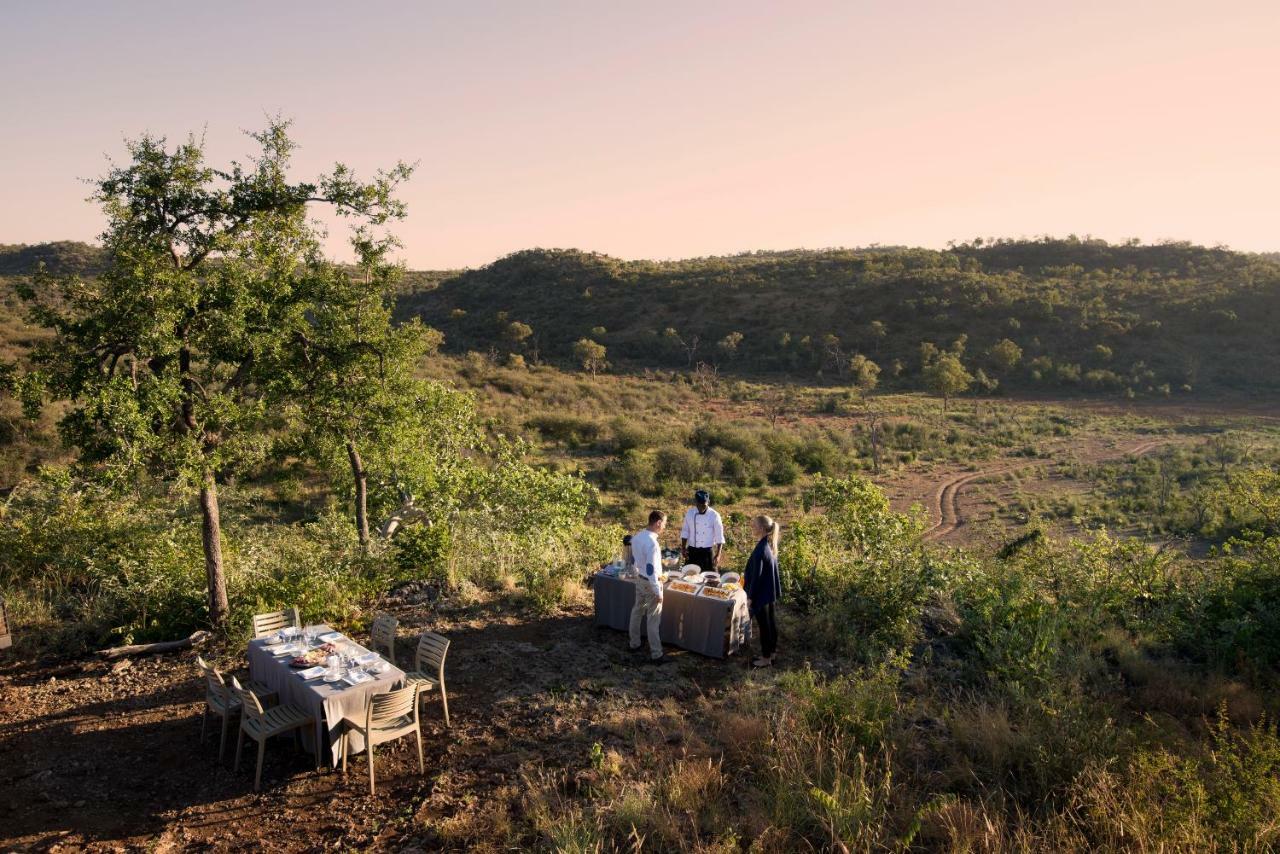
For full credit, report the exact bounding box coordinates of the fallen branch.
[99,629,212,660]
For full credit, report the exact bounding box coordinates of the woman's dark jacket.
[743,538,781,610]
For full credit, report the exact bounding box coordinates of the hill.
[398,238,1280,397]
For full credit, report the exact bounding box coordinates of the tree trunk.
[869,416,882,475]
[199,472,230,628]
[347,439,369,548]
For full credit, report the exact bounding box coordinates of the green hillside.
[398,238,1280,397]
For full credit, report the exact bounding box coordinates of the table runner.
[247,624,405,767]
[592,573,750,658]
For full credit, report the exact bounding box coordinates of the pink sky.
[3,1,1278,268]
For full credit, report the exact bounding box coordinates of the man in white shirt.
[629,510,668,662]
[680,490,725,573]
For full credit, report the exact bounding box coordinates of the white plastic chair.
[341,685,424,794]
[229,676,314,790]
[404,631,451,727]
[251,607,300,639]
[370,613,398,664]
[195,656,276,761]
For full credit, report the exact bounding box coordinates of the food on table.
[699,586,734,600]
[667,580,700,595]
[289,643,337,668]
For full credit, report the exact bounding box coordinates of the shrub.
[655,446,703,484]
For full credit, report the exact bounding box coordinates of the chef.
[679,489,725,573]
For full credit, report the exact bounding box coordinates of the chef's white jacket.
[680,507,726,549]
[630,528,664,595]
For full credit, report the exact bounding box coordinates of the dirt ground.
[0,592,764,852]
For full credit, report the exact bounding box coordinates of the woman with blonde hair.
[743,514,782,667]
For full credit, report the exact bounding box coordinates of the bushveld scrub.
[399,239,1280,402]
[6,235,1280,850]
[491,471,1280,851]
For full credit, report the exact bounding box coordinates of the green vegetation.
[517,472,1280,851]
[2,128,1280,851]
[1,124,610,649]
[398,239,1280,403]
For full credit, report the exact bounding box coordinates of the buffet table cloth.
[592,572,751,658]
[247,624,405,767]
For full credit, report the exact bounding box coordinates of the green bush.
[392,522,453,585]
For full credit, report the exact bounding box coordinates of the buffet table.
[592,572,751,659]
[247,624,405,767]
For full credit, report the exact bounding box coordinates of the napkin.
[318,631,342,643]
[296,665,326,680]
[344,669,373,686]
[355,652,380,666]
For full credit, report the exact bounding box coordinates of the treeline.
[398,238,1280,398]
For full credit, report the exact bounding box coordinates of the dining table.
[246,624,405,767]
[592,570,751,658]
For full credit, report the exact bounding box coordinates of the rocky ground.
[1,592,762,852]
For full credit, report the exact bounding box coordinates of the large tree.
[21,121,410,627]
[275,233,445,547]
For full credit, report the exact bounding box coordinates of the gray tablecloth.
[592,573,750,658]
[247,624,404,767]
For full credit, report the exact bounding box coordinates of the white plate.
[318,631,342,643]
[322,670,344,683]
[355,652,379,666]
[297,665,326,680]
[344,670,373,686]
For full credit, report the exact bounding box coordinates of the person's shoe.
[644,655,670,665]
[628,644,642,652]
[751,657,773,668]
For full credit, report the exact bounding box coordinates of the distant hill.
[5,238,1280,398]
[396,238,1280,397]
[0,241,105,276]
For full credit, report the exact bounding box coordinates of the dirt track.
[922,439,1170,541]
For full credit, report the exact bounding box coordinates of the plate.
[322,670,344,683]
[318,631,342,643]
[297,665,326,680]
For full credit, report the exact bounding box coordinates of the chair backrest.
[370,613,398,657]
[251,607,300,639]
[229,675,265,722]
[196,655,232,706]
[414,631,450,677]
[367,685,418,728]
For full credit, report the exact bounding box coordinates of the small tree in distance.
[573,338,608,377]
[923,353,973,412]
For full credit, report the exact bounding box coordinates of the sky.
[2,0,1278,269]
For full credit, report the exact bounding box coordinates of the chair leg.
[219,712,232,761]
[367,742,376,796]
[255,738,266,792]
[201,705,209,743]
[341,730,348,775]
[440,686,450,728]
[415,726,424,774]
